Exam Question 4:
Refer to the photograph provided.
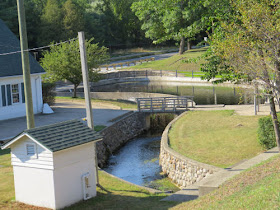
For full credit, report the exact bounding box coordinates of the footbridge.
[136,96,194,113]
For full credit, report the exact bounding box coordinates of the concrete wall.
[160,112,221,188]
[0,74,43,120]
[97,112,147,168]
[56,91,174,102]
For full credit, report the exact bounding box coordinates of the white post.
[78,31,99,185]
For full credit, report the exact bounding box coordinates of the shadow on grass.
[0,149,10,155]
[64,188,179,210]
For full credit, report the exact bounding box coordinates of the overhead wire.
[0,38,78,56]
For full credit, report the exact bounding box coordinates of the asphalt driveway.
[0,100,131,140]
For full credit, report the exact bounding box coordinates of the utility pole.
[17,0,35,129]
[78,31,99,186]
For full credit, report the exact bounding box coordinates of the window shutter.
[26,144,35,155]
[6,85,11,106]
[21,83,25,103]
[1,85,6,106]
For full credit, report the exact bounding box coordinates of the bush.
[42,82,56,105]
[258,116,277,149]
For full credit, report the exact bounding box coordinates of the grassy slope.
[55,96,137,110]
[173,154,280,209]
[168,110,264,168]
[126,47,207,72]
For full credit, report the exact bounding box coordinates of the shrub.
[42,82,56,105]
[258,116,277,149]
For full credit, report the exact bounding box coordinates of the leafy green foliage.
[62,0,85,40]
[41,38,108,97]
[42,82,56,105]
[258,116,277,149]
[132,0,203,52]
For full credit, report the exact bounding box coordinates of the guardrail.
[136,96,194,113]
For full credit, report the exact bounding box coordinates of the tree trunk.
[269,96,280,151]
[187,40,191,50]
[179,37,185,55]
[73,84,78,98]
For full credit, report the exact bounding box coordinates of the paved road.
[0,100,131,140]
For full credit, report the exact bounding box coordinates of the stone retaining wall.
[96,112,147,168]
[160,112,221,188]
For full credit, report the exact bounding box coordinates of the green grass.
[147,177,180,192]
[173,154,280,210]
[94,125,106,132]
[55,96,137,110]
[126,47,207,71]
[168,110,264,168]
[0,150,177,210]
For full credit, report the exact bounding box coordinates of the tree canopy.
[202,0,280,149]
[41,38,108,97]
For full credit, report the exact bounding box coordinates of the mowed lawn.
[172,154,280,209]
[168,110,264,168]
[127,47,207,72]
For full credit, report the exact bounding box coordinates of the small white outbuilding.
[1,119,102,209]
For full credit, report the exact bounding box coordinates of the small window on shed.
[26,143,37,158]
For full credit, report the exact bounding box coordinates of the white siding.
[13,166,56,209]
[11,135,54,170]
[53,142,97,209]
[0,74,43,120]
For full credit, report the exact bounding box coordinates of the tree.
[202,0,280,150]
[41,38,108,97]
[39,0,63,46]
[62,0,85,40]
[132,0,204,54]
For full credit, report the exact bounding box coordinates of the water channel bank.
[160,112,221,188]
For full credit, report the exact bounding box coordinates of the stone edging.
[159,111,222,188]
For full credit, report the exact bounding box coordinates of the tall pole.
[78,32,99,185]
[17,0,35,129]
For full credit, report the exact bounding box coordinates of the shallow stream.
[103,133,163,187]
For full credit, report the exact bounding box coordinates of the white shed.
[1,119,102,209]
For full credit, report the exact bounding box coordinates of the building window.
[12,84,20,103]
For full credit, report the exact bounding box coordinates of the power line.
[0,38,78,56]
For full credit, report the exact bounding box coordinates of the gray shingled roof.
[0,19,45,77]
[3,120,102,152]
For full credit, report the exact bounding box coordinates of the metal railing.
[136,96,194,113]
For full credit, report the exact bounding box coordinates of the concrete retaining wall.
[160,112,221,188]
[96,112,148,168]
[56,91,174,102]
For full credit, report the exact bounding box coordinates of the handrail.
[136,96,194,113]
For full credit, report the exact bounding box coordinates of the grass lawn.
[126,47,207,71]
[168,110,264,168]
[172,154,280,209]
[55,96,137,110]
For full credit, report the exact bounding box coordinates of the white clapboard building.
[1,120,102,209]
[0,18,45,120]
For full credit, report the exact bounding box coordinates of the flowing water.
[103,133,162,186]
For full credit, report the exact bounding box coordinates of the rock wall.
[97,112,147,168]
[160,112,221,188]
